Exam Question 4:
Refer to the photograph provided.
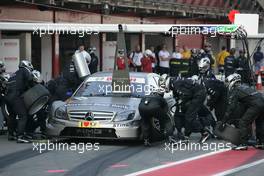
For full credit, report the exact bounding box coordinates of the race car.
[46,72,175,140]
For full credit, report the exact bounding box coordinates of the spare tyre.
[22,84,50,115]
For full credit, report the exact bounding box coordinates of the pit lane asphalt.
[0,135,263,176]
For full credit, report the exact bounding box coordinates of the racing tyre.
[23,84,50,115]
[151,115,174,141]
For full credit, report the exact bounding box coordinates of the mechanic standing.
[88,47,98,74]
[224,48,239,77]
[0,61,8,103]
[169,77,211,143]
[75,44,92,66]
[5,60,34,143]
[203,44,215,68]
[197,57,216,83]
[223,73,264,150]
[237,50,251,84]
[188,49,200,76]
[216,46,229,74]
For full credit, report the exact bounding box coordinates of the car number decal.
[78,121,100,128]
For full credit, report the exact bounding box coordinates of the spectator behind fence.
[150,46,157,72]
[253,46,264,72]
[141,49,153,73]
[224,48,239,77]
[237,50,251,84]
[117,49,127,70]
[129,45,143,72]
[158,44,171,75]
[181,45,191,59]
[172,46,182,60]
[216,46,230,73]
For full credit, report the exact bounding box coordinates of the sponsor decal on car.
[68,103,129,109]
[87,76,145,84]
[78,121,100,128]
[113,123,130,128]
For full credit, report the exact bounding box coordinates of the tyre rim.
[152,117,160,131]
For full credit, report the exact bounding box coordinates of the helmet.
[0,61,6,74]
[144,49,152,57]
[199,49,205,54]
[88,47,96,54]
[172,52,182,59]
[118,49,125,57]
[191,48,198,57]
[32,70,43,83]
[19,60,34,72]
[225,73,241,90]
[198,57,210,73]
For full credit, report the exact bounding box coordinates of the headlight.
[55,106,68,120]
[114,110,135,122]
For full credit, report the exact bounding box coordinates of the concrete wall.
[1,32,32,61]
[41,35,52,81]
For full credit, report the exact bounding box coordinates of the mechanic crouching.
[5,60,34,143]
[222,73,264,150]
[169,77,212,143]
[139,75,170,146]
[204,79,227,122]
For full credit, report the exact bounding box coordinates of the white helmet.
[198,57,210,73]
[88,47,96,54]
[225,73,241,90]
[172,53,182,59]
[144,49,152,57]
[32,70,43,83]
[199,49,205,54]
[19,60,34,72]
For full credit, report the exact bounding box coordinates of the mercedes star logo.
[84,111,94,121]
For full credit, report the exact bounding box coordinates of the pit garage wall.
[0,5,224,77]
[235,38,264,71]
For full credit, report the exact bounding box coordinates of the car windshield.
[75,77,147,98]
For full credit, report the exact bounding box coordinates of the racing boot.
[254,139,264,150]
[17,134,31,143]
[232,144,248,151]
[199,132,210,143]
[144,138,151,147]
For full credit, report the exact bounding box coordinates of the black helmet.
[19,60,34,72]
[0,61,6,74]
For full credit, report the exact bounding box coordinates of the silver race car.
[46,72,175,140]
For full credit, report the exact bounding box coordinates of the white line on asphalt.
[124,149,230,176]
[213,158,264,176]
